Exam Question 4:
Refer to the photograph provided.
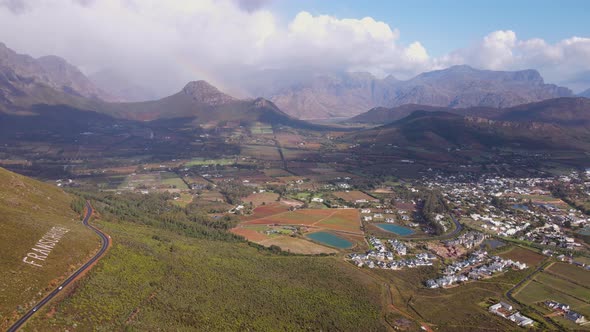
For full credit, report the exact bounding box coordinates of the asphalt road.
[7,201,110,332]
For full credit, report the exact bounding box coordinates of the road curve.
[7,201,110,332]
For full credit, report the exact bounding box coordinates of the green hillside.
[0,168,98,328]
[25,192,386,331]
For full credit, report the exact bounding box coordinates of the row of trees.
[76,191,243,242]
[421,190,447,235]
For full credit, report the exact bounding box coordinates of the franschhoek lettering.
[22,226,70,267]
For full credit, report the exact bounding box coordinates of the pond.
[512,204,529,211]
[480,238,506,250]
[376,224,415,236]
[306,232,353,249]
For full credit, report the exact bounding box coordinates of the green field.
[513,263,590,330]
[160,172,188,189]
[373,266,529,331]
[185,158,235,166]
[515,280,590,323]
[250,124,274,135]
[547,262,590,284]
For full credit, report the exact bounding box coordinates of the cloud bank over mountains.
[1,0,589,97]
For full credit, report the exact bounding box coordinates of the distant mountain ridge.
[347,109,589,153]
[579,88,590,98]
[262,65,573,119]
[96,81,327,129]
[350,97,590,128]
[0,43,322,129]
[0,42,116,105]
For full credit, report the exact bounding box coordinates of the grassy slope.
[0,168,97,327]
[29,220,386,331]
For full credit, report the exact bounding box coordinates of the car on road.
[58,286,63,290]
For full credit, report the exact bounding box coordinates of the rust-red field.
[230,227,269,242]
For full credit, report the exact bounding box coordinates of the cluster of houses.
[426,250,527,288]
[422,173,588,249]
[489,302,534,327]
[349,252,436,270]
[545,301,588,325]
[389,239,407,256]
[361,208,396,223]
[348,236,436,270]
[444,231,487,249]
[524,223,580,249]
[55,178,75,187]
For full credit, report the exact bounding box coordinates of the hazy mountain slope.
[579,88,590,98]
[0,168,97,329]
[348,104,497,124]
[494,97,590,127]
[89,69,157,102]
[347,110,588,152]
[98,81,324,129]
[0,42,115,103]
[350,97,590,127]
[268,72,386,120]
[264,65,573,119]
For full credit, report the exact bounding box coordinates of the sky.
[1,0,589,97]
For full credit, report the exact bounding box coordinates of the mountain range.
[0,42,116,109]
[95,80,320,129]
[257,65,574,119]
[1,41,589,139]
[349,97,590,128]
[347,109,590,153]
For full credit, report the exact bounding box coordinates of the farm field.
[281,148,316,161]
[242,208,362,234]
[510,261,590,330]
[498,246,545,267]
[546,262,590,284]
[118,171,187,191]
[241,203,290,221]
[514,276,590,330]
[258,236,338,254]
[243,192,279,207]
[160,172,188,189]
[240,145,281,160]
[171,192,194,207]
[373,265,539,331]
[315,209,361,233]
[184,158,235,167]
[262,168,292,177]
[334,190,378,203]
[230,227,270,242]
[250,123,273,135]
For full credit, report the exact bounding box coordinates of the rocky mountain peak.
[0,42,116,101]
[182,80,236,106]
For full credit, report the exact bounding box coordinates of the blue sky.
[272,0,590,56]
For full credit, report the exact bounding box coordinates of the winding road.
[7,201,110,332]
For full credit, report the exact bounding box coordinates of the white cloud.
[440,30,590,90]
[0,1,589,96]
